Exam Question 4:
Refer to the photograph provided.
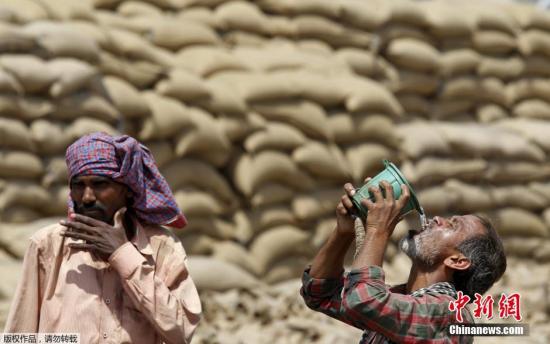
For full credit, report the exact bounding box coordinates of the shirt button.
[103,333,108,338]
[105,298,111,304]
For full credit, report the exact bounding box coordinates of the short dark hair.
[452,215,507,299]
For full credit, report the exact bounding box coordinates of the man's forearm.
[351,228,389,269]
[309,227,354,279]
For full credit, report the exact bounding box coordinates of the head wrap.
[65,132,187,228]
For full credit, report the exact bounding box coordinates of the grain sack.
[1,205,41,223]
[155,69,210,102]
[413,158,487,185]
[249,225,310,274]
[258,0,340,18]
[430,99,474,120]
[144,141,174,169]
[417,186,459,215]
[250,183,295,207]
[340,77,404,117]
[388,0,429,27]
[294,15,371,48]
[174,188,226,217]
[0,181,50,210]
[232,43,309,71]
[199,78,248,115]
[212,241,260,276]
[491,186,547,210]
[174,107,231,166]
[218,112,265,142]
[378,24,436,46]
[0,151,43,179]
[0,219,63,259]
[108,28,174,67]
[476,104,508,123]
[534,242,550,261]
[502,237,543,258]
[292,71,347,107]
[386,38,440,72]
[0,117,35,152]
[265,16,297,37]
[312,217,336,248]
[233,151,314,196]
[440,49,480,78]
[420,2,473,37]
[117,1,163,17]
[139,92,193,140]
[495,208,548,237]
[36,0,94,21]
[162,159,235,204]
[175,46,248,77]
[248,206,296,232]
[397,121,451,159]
[329,114,399,148]
[345,144,394,182]
[42,157,68,187]
[522,54,550,77]
[53,92,119,123]
[518,29,550,56]
[478,78,508,106]
[65,118,119,142]
[183,216,241,241]
[292,142,351,181]
[61,21,112,51]
[97,76,150,119]
[472,30,517,55]
[507,78,550,104]
[472,3,519,34]
[146,18,219,50]
[477,56,524,80]
[339,0,390,30]
[0,54,56,93]
[98,51,163,89]
[497,118,550,152]
[223,30,267,47]
[187,256,261,291]
[212,71,299,102]
[334,48,383,77]
[244,122,307,153]
[439,76,478,100]
[396,94,430,117]
[388,69,439,96]
[485,162,550,183]
[513,99,550,120]
[263,256,309,284]
[0,66,22,94]
[176,234,215,255]
[30,120,69,155]
[42,185,67,215]
[48,58,97,98]
[215,1,268,34]
[0,22,36,53]
[444,180,493,212]
[0,0,48,23]
[252,100,331,140]
[291,188,341,221]
[176,7,219,28]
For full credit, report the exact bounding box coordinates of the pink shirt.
[4,221,201,344]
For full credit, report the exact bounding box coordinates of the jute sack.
[534,242,550,261]
[292,142,351,181]
[231,43,307,71]
[98,76,150,119]
[1,205,41,223]
[292,71,347,107]
[478,77,508,106]
[507,78,550,104]
[107,28,174,67]
[513,99,550,120]
[0,66,22,94]
[182,216,237,242]
[502,237,544,258]
[36,0,94,20]
[476,104,508,123]
[244,122,307,153]
[218,112,265,143]
[339,0,389,30]
[420,1,473,37]
[0,218,63,259]
[522,54,550,76]
[440,49,480,78]
[339,77,404,117]
[233,151,314,196]
[495,208,548,237]
[60,21,112,51]
[444,179,493,212]
[396,94,430,117]
[529,182,550,205]
[293,15,371,49]
[0,54,56,93]
[53,92,119,123]
[438,76,478,100]
[249,225,310,275]
[98,51,163,89]
[117,1,163,17]
[0,22,36,54]
[65,117,119,142]
[429,99,474,120]
[175,46,248,77]
[397,121,451,159]
[248,205,296,233]
[417,186,459,214]
[176,7,219,28]
[518,29,550,57]
[345,144,394,182]
[252,100,331,140]
[497,118,550,152]
[0,0,48,23]
[413,158,488,185]
[146,18,219,51]
[491,186,547,210]
[161,158,235,204]
[472,30,517,55]
[0,95,50,120]
[477,56,524,80]
[199,78,248,115]
[265,16,297,37]
[387,0,429,27]
[174,188,226,217]
[385,38,440,72]
[250,183,295,208]
[211,241,260,276]
[48,58,97,98]
[0,181,50,210]
[139,92,193,140]
[291,188,341,221]
[0,151,43,179]
[222,31,267,47]
[146,141,174,169]
[43,185,69,215]
[469,2,519,35]
[263,256,309,284]
[485,162,550,183]
[312,217,336,248]
[0,117,35,152]
[215,1,268,34]
[378,24,436,46]
[258,0,340,19]
[387,69,439,96]
[329,114,399,148]
[334,48,383,78]
[174,107,231,167]
[155,69,210,102]
[187,256,261,291]
[42,157,68,187]
[175,233,215,256]
[30,120,69,155]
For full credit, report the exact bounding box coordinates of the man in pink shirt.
[5,132,201,344]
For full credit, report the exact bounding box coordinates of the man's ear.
[443,253,471,271]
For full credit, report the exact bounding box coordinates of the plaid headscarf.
[65,132,187,228]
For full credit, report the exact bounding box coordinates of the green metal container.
[351,160,423,219]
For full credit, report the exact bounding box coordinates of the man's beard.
[398,230,442,268]
[74,202,110,223]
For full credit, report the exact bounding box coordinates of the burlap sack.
[98,51,163,89]
[0,117,35,152]
[48,58,97,98]
[292,71,347,107]
[497,118,550,152]
[397,121,451,159]
[139,92,193,140]
[293,15,371,48]
[495,208,548,237]
[215,1,268,34]
[145,141,174,169]
[0,66,22,94]
[265,16,298,37]
[155,69,210,102]
[53,92,119,123]
[252,100,331,140]
[212,241,260,276]
[478,77,508,106]
[386,38,440,72]
[396,94,430,117]
[0,95,51,121]
[345,144,394,182]
[0,0,48,23]
[472,30,517,55]
[176,233,215,255]
[507,78,550,104]
[0,151,43,179]
[176,7,218,28]
[117,1,162,17]
[174,188,226,217]
[187,256,261,291]
[444,179,493,212]
[518,29,550,57]
[413,158,488,185]
[420,1,473,37]
[291,188,341,221]
[388,0,429,27]
[146,18,219,50]
[0,181,50,211]
[222,31,267,47]
[492,186,547,210]
[212,71,299,103]
[29,120,69,155]
[513,99,550,120]
[476,104,508,123]
[417,186,459,214]
[429,99,474,120]
[199,78,248,115]
[263,256,309,284]
[439,76,478,100]
[161,158,236,204]
[175,46,248,77]
[312,217,337,248]
[339,0,389,30]
[248,206,296,233]
[244,122,307,153]
[1,205,42,223]
[0,54,56,93]
[174,107,231,167]
[440,49,480,78]
[485,162,550,183]
[334,48,383,78]
[330,114,399,148]
[388,69,440,96]
[107,28,174,67]
[529,182,550,205]
[378,25,436,47]
[471,3,519,35]
[41,157,68,188]
[502,237,544,258]
[65,117,119,142]
[251,183,295,208]
[258,0,340,19]
[97,76,150,119]
[36,0,94,21]
[523,54,550,76]
[477,56,524,80]
[218,112,265,142]
[340,77,404,117]
[292,142,351,181]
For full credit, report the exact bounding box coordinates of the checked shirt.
[301,266,474,344]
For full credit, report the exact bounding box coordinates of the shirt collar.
[131,218,153,256]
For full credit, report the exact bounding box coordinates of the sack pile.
[1,0,550,340]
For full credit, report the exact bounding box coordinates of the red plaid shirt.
[301,266,474,344]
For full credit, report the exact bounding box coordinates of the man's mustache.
[74,203,107,215]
